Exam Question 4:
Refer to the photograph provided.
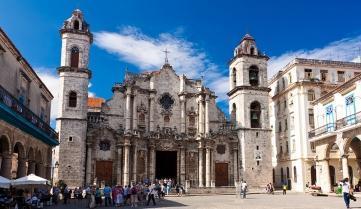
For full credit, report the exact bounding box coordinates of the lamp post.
[51,161,59,186]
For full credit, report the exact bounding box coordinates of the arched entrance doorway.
[329,165,336,190]
[311,165,316,185]
[13,142,26,178]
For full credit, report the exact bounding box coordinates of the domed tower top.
[60,9,92,41]
[233,33,259,57]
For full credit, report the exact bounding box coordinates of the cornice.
[227,85,271,96]
[57,66,92,79]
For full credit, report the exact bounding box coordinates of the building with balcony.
[0,27,58,180]
[269,58,361,192]
[309,73,361,193]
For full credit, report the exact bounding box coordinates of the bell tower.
[228,34,272,188]
[55,9,92,187]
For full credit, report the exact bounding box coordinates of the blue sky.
[1,0,361,124]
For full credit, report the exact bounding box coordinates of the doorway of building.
[156,151,177,179]
[215,163,228,186]
[96,161,113,186]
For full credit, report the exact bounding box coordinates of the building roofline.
[312,73,361,104]
[269,58,361,85]
[0,27,54,99]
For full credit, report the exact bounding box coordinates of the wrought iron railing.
[336,111,361,130]
[0,85,58,140]
[308,123,336,138]
[309,112,361,139]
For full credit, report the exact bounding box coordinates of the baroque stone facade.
[55,10,272,189]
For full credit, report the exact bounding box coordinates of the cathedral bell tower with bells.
[55,9,92,187]
[228,34,272,188]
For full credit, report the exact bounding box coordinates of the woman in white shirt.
[342,178,350,209]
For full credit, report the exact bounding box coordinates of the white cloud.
[94,27,229,101]
[36,67,95,123]
[269,35,361,78]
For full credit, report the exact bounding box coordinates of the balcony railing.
[0,85,58,140]
[308,123,335,138]
[309,111,361,139]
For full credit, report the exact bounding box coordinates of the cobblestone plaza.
[49,193,352,209]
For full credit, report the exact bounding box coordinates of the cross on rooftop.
[163,48,170,64]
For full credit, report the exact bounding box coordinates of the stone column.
[180,147,186,184]
[149,94,155,132]
[123,141,131,186]
[198,146,204,187]
[86,143,92,185]
[205,147,211,187]
[132,95,137,131]
[27,160,36,175]
[342,155,349,179]
[316,159,331,193]
[205,96,210,135]
[132,145,137,182]
[125,88,132,132]
[17,158,28,178]
[1,155,12,179]
[116,145,123,185]
[180,97,186,133]
[198,95,204,135]
[233,148,238,185]
[149,145,156,181]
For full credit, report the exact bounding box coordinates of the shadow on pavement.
[50,198,187,209]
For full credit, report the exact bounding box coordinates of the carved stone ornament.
[216,144,226,154]
[159,93,175,110]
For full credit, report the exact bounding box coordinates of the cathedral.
[55,10,272,189]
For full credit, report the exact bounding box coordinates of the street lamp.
[51,161,59,186]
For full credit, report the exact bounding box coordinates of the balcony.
[308,111,361,140]
[0,85,58,146]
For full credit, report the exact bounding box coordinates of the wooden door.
[215,163,228,186]
[96,161,113,184]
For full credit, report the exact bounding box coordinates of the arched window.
[286,167,290,179]
[249,65,259,86]
[281,168,284,183]
[68,91,77,107]
[231,103,237,124]
[250,101,261,128]
[293,166,297,182]
[250,46,255,55]
[73,20,80,30]
[70,47,80,68]
[232,68,237,87]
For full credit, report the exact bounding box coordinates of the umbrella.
[0,176,11,188]
[11,174,50,186]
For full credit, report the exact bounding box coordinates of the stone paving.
[49,192,359,209]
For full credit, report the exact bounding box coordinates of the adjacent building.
[0,27,58,180]
[269,58,361,191]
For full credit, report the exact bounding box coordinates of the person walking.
[103,184,112,207]
[282,183,287,195]
[147,184,157,206]
[241,181,248,199]
[342,178,351,209]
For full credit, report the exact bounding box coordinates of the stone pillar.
[149,145,155,181]
[132,95,137,131]
[198,95,204,135]
[180,98,186,133]
[1,155,12,179]
[180,147,186,184]
[86,143,92,185]
[233,148,238,185]
[132,145,137,182]
[123,141,131,186]
[149,94,155,132]
[198,146,204,187]
[205,96,210,135]
[125,88,132,132]
[205,147,211,187]
[342,155,349,179]
[28,160,36,175]
[316,159,331,193]
[17,158,28,178]
[116,145,123,185]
